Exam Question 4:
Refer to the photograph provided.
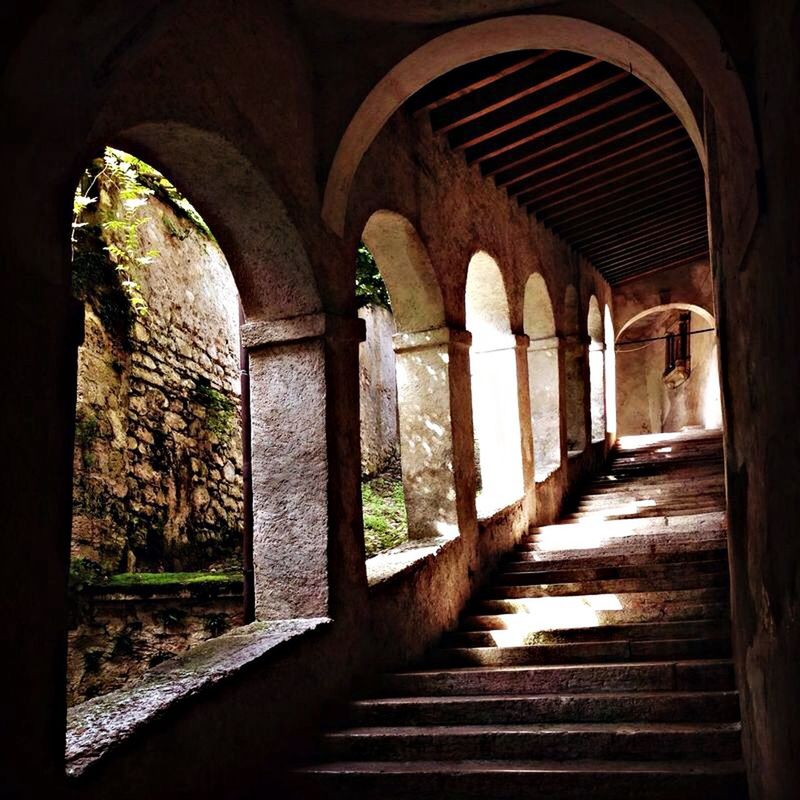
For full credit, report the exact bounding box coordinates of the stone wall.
[71,169,244,574]
[67,578,244,705]
[358,304,399,477]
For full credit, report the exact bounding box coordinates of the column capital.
[241,312,366,350]
[393,325,472,354]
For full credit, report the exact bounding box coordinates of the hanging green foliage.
[355,242,391,309]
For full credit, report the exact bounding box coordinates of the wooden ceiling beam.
[610,252,710,285]
[484,100,662,178]
[468,84,647,165]
[494,109,672,187]
[506,124,684,197]
[587,222,709,267]
[521,143,693,208]
[546,164,700,229]
[580,209,708,257]
[434,57,599,135]
[452,72,630,151]
[411,51,554,115]
[578,210,707,258]
[560,186,705,243]
[596,230,709,273]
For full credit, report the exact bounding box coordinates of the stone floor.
[296,430,746,799]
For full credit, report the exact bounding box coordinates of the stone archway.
[465,251,525,517]
[361,211,459,540]
[523,273,561,479]
[587,295,606,442]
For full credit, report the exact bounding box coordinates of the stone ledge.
[366,532,460,589]
[66,617,331,778]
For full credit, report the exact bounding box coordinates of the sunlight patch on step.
[487,595,623,647]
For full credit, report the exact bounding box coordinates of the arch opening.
[466,251,524,517]
[523,273,561,480]
[358,211,458,546]
[67,147,246,705]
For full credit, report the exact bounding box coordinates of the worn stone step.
[562,505,724,523]
[295,759,747,800]
[446,619,726,647]
[321,721,742,762]
[525,511,727,539]
[378,659,736,697]
[432,636,731,668]
[495,559,728,586]
[484,572,729,598]
[506,547,728,571]
[346,691,741,727]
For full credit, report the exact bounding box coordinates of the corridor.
[300,431,743,798]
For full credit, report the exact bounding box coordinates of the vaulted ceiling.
[407,49,709,285]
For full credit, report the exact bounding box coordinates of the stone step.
[431,636,731,668]
[320,721,742,762]
[483,573,729,598]
[446,618,726,646]
[346,691,741,727]
[526,510,727,537]
[562,505,724,523]
[495,558,728,586]
[476,587,729,630]
[518,530,727,556]
[575,494,726,512]
[506,546,728,571]
[296,759,746,800]
[378,659,736,697]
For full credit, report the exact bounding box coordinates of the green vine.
[355,242,391,309]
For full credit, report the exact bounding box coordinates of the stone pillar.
[241,312,365,620]
[392,326,469,540]
[564,334,588,454]
[527,334,563,479]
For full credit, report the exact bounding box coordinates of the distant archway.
[466,252,524,516]
[523,273,561,479]
[615,303,721,434]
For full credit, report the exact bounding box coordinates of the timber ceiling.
[407,49,708,285]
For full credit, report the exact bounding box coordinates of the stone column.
[241,312,365,620]
[564,334,588,454]
[392,326,470,540]
[527,334,563,479]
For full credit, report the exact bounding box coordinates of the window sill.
[66,617,331,778]
[367,531,459,590]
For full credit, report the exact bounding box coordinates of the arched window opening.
[604,305,617,439]
[523,274,561,480]
[588,295,606,443]
[466,252,524,517]
[359,211,457,553]
[563,285,586,455]
[615,305,722,435]
[68,148,245,705]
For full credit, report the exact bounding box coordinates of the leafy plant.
[72,148,159,318]
[203,612,230,637]
[355,242,391,309]
[69,558,108,593]
[361,469,407,557]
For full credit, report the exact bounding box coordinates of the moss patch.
[106,571,241,588]
[362,461,407,558]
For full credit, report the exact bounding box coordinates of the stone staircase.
[297,430,746,799]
